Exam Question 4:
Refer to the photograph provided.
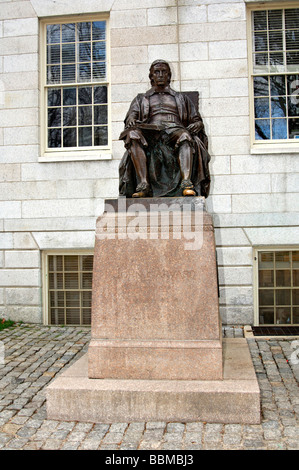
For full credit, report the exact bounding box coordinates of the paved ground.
[0,324,298,451]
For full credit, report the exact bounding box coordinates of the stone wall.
[0,0,298,325]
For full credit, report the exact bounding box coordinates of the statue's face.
[151,63,170,87]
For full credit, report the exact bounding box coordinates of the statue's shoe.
[183,188,196,196]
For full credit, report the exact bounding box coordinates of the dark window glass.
[94,105,108,125]
[63,128,77,147]
[94,126,108,145]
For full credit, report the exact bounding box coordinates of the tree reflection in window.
[46,20,108,149]
[252,9,299,141]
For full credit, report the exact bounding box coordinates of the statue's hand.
[187,121,204,135]
[126,117,137,128]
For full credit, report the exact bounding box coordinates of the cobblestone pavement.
[0,324,298,451]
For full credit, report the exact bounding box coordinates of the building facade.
[0,0,298,327]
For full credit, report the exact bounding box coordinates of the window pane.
[48,128,61,148]
[286,51,299,66]
[94,126,108,145]
[94,105,108,125]
[79,63,91,82]
[79,127,92,146]
[259,270,274,287]
[268,10,282,30]
[51,308,64,325]
[254,53,268,70]
[270,75,286,96]
[269,31,283,51]
[78,86,92,105]
[288,97,299,117]
[259,307,274,324]
[93,62,106,80]
[66,291,80,307]
[286,30,299,51]
[254,31,268,51]
[47,24,60,44]
[293,252,299,267]
[93,42,105,61]
[255,119,270,140]
[47,65,61,84]
[82,255,93,271]
[294,270,299,287]
[63,128,77,147]
[254,97,270,118]
[276,270,291,287]
[275,251,290,268]
[79,106,92,125]
[92,21,106,40]
[254,76,268,96]
[94,86,107,104]
[289,118,299,139]
[79,43,91,62]
[82,291,92,307]
[49,255,63,271]
[64,272,79,289]
[272,119,287,139]
[81,272,93,289]
[259,289,274,305]
[269,53,284,68]
[285,9,299,29]
[63,87,76,106]
[62,64,76,83]
[293,289,299,305]
[276,307,291,324]
[48,88,61,107]
[62,43,75,63]
[47,44,60,64]
[64,256,78,271]
[271,97,286,117]
[63,107,76,126]
[259,252,274,268]
[287,74,299,94]
[49,272,63,289]
[50,291,64,307]
[276,289,291,305]
[66,308,80,325]
[48,108,61,128]
[294,307,299,324]
[78,22,91,42]
[61,23,75,43]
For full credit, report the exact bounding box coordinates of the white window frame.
[39,15,112,162]
[42,250,94,325]
[253,246,299,326]
[247,2,299,154]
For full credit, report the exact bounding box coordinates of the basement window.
[44,253,93,325]
[257,249,299,325]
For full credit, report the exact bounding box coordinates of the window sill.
[251,143,299,155]
[39,149,112,162]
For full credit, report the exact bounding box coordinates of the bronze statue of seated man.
[119,60,211,199]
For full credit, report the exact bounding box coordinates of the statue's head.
[149,60,172,86]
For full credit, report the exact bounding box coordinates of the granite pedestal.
[46,197,260,424]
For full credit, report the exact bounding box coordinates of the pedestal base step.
[46,339,260,425]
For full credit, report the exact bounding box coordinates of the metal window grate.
[258,250,299,325]
[48,254,93,325]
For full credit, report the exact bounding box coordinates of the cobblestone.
[0,324,298,450]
